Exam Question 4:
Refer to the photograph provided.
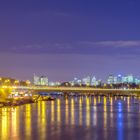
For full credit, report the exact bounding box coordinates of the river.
[0,95,140,140]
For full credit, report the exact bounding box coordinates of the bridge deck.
[1,86,140,94]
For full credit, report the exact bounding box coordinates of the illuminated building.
[91,76,100,86]
[33,74,40,85]
[33,74,48,85]
[91,76,96,86]
[117,74,122,83]
[122,74,134,83]
[114,76,118,84]
[82,76,90,85]
[107,74,122,84]
[135,78,140,85]
[107,75,114,84]
[49,81,61,86]
[70,78,82,86]
[122,76,128,83]
[127,74,134,83]
[40,76,48,85]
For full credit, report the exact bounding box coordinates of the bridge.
[1,86,140,94]
[0,86,140,103]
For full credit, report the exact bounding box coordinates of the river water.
[0,96,140,140]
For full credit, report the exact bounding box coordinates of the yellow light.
[79,97,82,125]
[71,98,75,125]
[103,97,107,138]
[11,108,17,136]
[65,99,69,124]
[86,97,90,127]
[94,97,97,106]
[57,99,61,123]
[25,104,31,137]
[98,96,100,103]
[41,102,47,139]
[51,101,54,122]
[93,97,97,126]
[26,80,31,85]
[14,80,19,84]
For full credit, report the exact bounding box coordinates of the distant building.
[91,76,96,86]
[97,80,102,86]
[122,76,128,83]
[72,78,77,84]
[40,76,48,85]
[49,81,61,86]
[127,74,134,83]
[107,75,121,84]
[33,74,40,85]
[114,76,118,84]
[33,74,48,86]
[82,76,90,85]
[91,76,101,86]
[117,75,122,83]
[107,75,114,84]
[70,77,82,86]
[134,78,140,85]
[122,74,134,83]
[107,74,137,84]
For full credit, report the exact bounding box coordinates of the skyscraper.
[91,76,97,86]
[33,74,48,86]
[82,76,90,85]
[127,74,134,83]
[107,75,114,84]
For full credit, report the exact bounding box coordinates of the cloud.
[5,40,140,55]
[95,40,140,47]
[79,40,140,48]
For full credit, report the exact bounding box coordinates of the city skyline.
[1,73,140,85]
[1,1,140,81]
[32,73,140,85]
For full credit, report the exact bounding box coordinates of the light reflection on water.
[79,97,82,125]
[51,101,55,123]
[71,98,75,125]
[103,97,107,139]
[0,96,140,140]
[1,108,8,140]
[65,99,69,124]
[25,104,31,139]
[93,97,97,127]
[86,97,90,127]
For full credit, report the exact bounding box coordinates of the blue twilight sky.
[0,0,140,81]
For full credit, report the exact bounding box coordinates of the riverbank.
[0,96,55,107]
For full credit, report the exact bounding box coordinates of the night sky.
[0,0,140,81]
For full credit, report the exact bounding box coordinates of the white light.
[14,93,18,96]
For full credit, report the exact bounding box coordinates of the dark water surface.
[0,96,140,140]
